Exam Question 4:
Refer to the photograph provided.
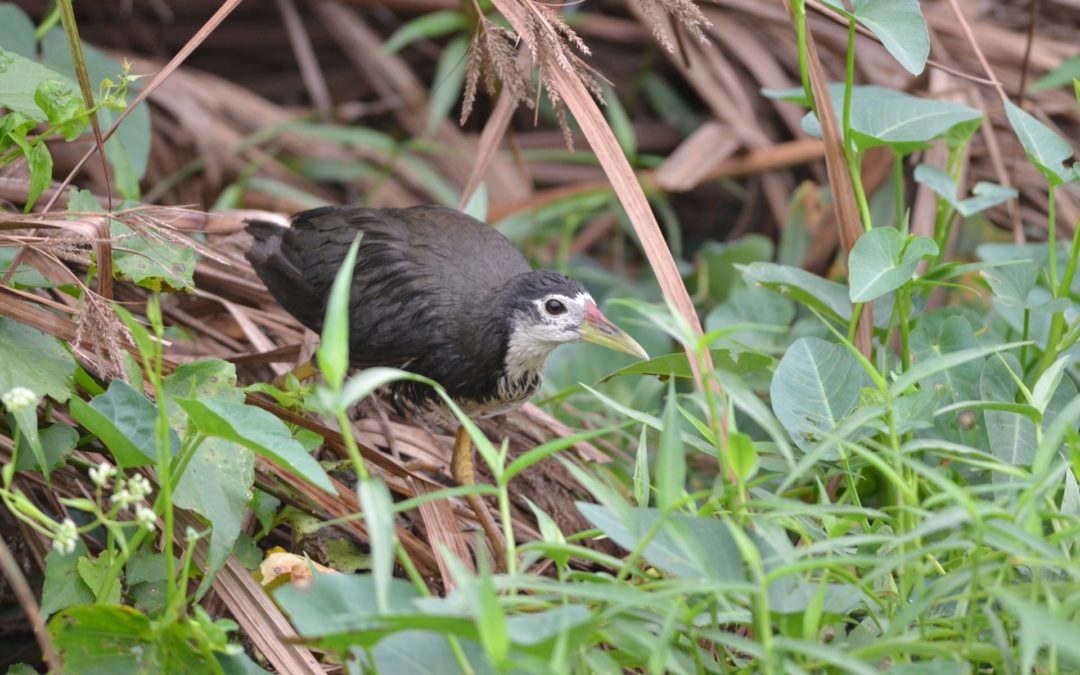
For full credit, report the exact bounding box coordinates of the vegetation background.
[0,0,1079,672]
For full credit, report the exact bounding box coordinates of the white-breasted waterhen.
[245,205,648,562]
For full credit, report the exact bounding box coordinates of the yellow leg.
[272,360,319,389]
[451,425,506,569]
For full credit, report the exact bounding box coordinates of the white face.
[528,291,592,345]
[502,291,592,385]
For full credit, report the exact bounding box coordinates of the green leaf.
[358,479,397,614]
[175,398,336,494]
[728,431,758,482]
[77,554,122,605]
[17,135,53,211]
[600,349,772,382]
[980,355,1036,484]
[851,0,929,75]
[462,182,488,222]
[14,423,77,473]
[697,235,774,304]
[1003,98,1075,185]
[802,85,982,152]
[427,36,468,135]
[576,504,745,582]
[50,604,158,673]
[980,258,1037,309]
[914,164,1016,216]
[41,544,94,618]
[0,316,76,403]
[111,220,197,292]
[0,6,35,59]
[633,425,650,507]
[0,46,78,121]
[384,10,467,54]
[604,84,637,159]
[318,234,363,390]
[770,337,871,450]
[655,381,686,511]
[34,78,88,141]
[89,379,177,467]
[848,228,937,302]
[368,632,493,674]
[173,436,254,599]
[1031,54,1080,92]
[909,314,987,448]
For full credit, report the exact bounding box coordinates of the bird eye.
[545,299,566,315]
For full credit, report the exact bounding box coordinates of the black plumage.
[245,205,596,415]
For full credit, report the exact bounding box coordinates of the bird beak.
[580,302,649,360]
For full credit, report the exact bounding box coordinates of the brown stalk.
[784,0,872,356]
[0,538,60,673]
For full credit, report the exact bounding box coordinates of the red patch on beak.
[584,300,605,323]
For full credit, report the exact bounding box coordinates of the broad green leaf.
[0,6,35,58]
[914,164,1016,216]
[980,258,1037,308]
[0,317,76,403]
[697,235,774,304]
[848,228,937,302]
[0,46,77,120]
[14,423,77,473]
[909,314,987,448]
[705,285,795,351]
[426,36,468,135]
[802,85,982,152]
[984,352,1032,483]
[770,337,871,450]
[1003,98,1075,185]
[50,605,159,673]
[173,435,254,599]
[741,261,896,329]
[384,10,467,54]
[852,0,929,75]
[655,381,686,511]
[368,632,494,675]
[41,544,94,618]
[981,355,1036,484]
[1031,354,1070,415]
[175,398,336,494]
[576,503,745,582]
[318,234,362,390]
[77,555,122,605]
[164,362,251,598]
[80,379,178,467]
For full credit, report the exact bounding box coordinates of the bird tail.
[244,218,326,331]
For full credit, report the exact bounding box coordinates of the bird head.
[501,272,648,379]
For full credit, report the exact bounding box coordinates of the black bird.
[245,205,647,556]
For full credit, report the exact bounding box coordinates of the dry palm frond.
[463,2,607,149]
[633,0,712,53]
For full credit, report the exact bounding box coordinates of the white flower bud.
[2,387,38,412]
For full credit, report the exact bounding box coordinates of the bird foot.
[452,425,507,572]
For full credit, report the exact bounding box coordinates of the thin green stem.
[899,284,912,372]
[1047,185,1059,295]
[793,0,813,107]
[334,408,371,481]
[893,151,906,233]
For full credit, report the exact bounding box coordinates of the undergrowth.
[1,0,1079,673]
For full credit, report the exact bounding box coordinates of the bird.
[244,205,648,561]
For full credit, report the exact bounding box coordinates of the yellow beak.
[580,302,649,360]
